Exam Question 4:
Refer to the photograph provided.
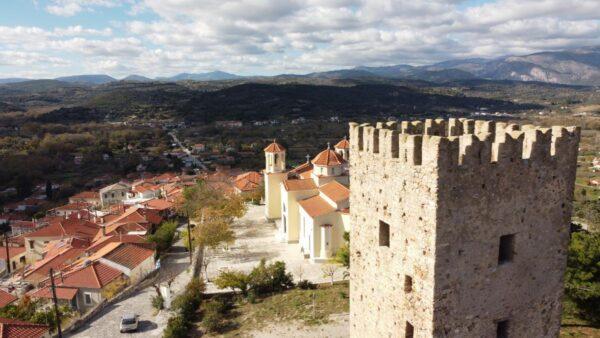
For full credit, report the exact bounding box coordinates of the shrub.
[163,315,188,338]
[248,259,293,295]
[201,299,230,333]
[171,277,204,321]
[151,294,164,310]
[297,280,316,290]
[214,269,250,295]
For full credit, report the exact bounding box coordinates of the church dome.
[334,137,350,149]
[312,148,345,167]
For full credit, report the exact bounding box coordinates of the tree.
[321,264,338,285]
[147,220,178,254]
[15,174,32,198]
[176,181,246,277]
[565,231,600,323]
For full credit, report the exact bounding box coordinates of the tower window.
[496,320,509,338]
[405,321,414,338]
[498,234,515,264]
[404,275,413,293]
[379,220,390,247]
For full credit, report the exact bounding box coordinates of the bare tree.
[321,264,338,286]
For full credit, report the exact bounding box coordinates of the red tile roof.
[234,171,262,192]
[0,290,17,308]
[28,286,78,300]
[289,162,313,176]
[298,195,336,218]
[24,245,86,282]
[52,202,91,211]
[312,149,345,166]
[264,141,285,153]
[103,244,154,269]
[25,219,100,239]
[141,199,174,211]
[319,181,350,203]
[0,318,49,338]
[70,191,99,200]
[87,234,150,252]
[282,179,317,192]
[59,262,122,289]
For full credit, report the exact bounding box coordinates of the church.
[263,138,351,262]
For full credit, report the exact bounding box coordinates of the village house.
[233,171,262,194]
[23,218,99,262]
[8,220,38,236]
[69,191,100,206]
[99,182,131,207]
[264,138,351,261]
[49,202,92,217]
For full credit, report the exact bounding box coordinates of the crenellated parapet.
[349,118,580,168]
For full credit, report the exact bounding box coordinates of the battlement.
[349,118,580,167]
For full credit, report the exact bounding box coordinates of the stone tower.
[349,118,579,338]
[264,140,287,220]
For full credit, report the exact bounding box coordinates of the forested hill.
[68,83,536,122]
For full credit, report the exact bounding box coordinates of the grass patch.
[203,281,349,337]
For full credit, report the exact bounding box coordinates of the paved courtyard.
[204,204,347,293]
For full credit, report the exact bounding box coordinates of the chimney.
[101,226,106,236]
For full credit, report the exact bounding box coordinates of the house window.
[404,275,413,293]
[103,193,107,198]
[121,192,125,197]
[498,234,515,264]
[84,292,93,305]
[496,320,509,338]
[19,256,25,264]
[11,261,16,270]
[379,220,390,247]
[29,241,34,249]
[111,193,115,198]
[405,321,414,338]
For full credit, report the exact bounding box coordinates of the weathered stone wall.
[349,118,580,338]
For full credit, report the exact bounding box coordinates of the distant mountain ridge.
[1,46,599,85]
[157,71,243,81]
[55,74,117,85]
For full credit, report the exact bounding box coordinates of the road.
[68,228,193,338]
[168,131,208,170]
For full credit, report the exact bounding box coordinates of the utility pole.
[49,268,63,338]
[186,215,193,264]
[4,234,10,274]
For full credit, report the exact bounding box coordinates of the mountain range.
[1,46,599,86]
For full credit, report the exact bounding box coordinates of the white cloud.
[3,0,600,77]
[45,0,118,17]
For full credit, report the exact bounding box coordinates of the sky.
[0,0,599,79]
